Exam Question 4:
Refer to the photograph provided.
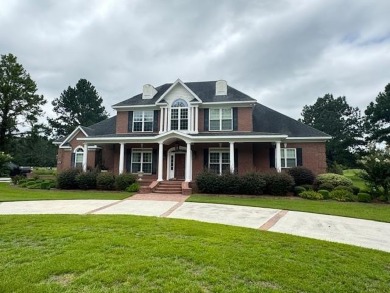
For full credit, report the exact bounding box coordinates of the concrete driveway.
[0,198,389,253]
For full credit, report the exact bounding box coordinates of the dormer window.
[171,99,188,131]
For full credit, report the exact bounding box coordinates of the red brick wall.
[284,142,327,174]
[237,107,253,132]
[116,111,128,134]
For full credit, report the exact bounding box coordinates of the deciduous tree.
[300,94,364,167]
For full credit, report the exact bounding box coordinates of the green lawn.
[0,215,389,292]
[188,194,390,223]
[0,183,130,201]
[343,168,367,190]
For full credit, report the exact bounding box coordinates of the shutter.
[234,148,238,174]
[128,111,133,132]
[233,108,238,131]
[269,147,275,168]
[204,109,209,131]
[203,149,209,169]
[297,148,303,166]
[153,110,158,132]
[71,153,75,168]
[126,148,132,172]
[152,148,157,174]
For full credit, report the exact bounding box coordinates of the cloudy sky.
[1,0,390,121]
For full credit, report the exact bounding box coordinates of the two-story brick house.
[55,79,330,193]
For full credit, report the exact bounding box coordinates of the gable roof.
[253,104,330,138]
[112,81,256,107]
[57,116,117,144]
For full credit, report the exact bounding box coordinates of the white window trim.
[74,146,84,168]
[132,111,154,132]
[131,148,153,174]
[281,148,297,168]
[209,108,233,131]
[209,148,230,175]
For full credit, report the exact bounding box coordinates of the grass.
[0,183,131,201]
[188,194,390,223]
[343,168,367,190]
[0,215,389,292]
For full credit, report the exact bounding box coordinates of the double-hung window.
[281,148,297,168]
[209,149,230,174]
[133,111,153,132]
[209,108,232,131]
[171,99,188,131]
[74,147,84,169]
[131,149,152,174]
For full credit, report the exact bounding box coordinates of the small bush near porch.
[196,171,294,196]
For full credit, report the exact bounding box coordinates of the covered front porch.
[78,131,289,183]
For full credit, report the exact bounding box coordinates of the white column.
[82,143,88,172]
[194,106,199,133]
[167,108,171,131]
[185,142,192,182]
[190,106,194,132]
[159,108,164,133]
[229,142,235,173]
[188,106,194,132]
[275,141,281,172]
[158,142,163,181]
[164,108,168,132]
[119,143,125,174]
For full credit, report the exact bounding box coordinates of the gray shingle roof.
[253,104,330,137]
[113,81,256,107]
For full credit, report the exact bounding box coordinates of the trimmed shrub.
[300,191,323,200]
[40,182,51,190]
[263,172,294,196]
[219,173,241,194]
[57,169,81,189]
[329,189,356,202]
[357,192,371,203]
[318,183,334,191]
[327,162,344,175]
[196,171,221,194]
[11,175,24,185]
[352,186,360,195]
[287,167,315,185]
[27,183,42,189]
[96,172,115,190]
[115,173,137,191]
[334,185,353,193]
[294,186,306,196]
[240,172,266,195]
[126,183,140,192]
[76,172,97,190]
[314,173,353,190]
[318,189,330,199]
[301,184,313,191]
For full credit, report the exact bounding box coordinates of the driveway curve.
[0,198,389,253]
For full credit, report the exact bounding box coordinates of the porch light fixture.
[175,143,179,151]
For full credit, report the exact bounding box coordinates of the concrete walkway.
[0,197,389,253]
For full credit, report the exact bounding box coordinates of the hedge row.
[196,171,294,196]
[57,169,137,191]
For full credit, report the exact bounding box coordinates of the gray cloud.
[1,0,389,123]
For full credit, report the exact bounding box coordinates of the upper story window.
[281,148,297,168]
[171,99,188,131]
[209,108,232,131]
[74,147,84,169]
[133,111,153,132]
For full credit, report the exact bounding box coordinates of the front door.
[174,153,185,180]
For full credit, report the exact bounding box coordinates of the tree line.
[300,86,390,169]
[0,53,108,167]
[1,53,390,168]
